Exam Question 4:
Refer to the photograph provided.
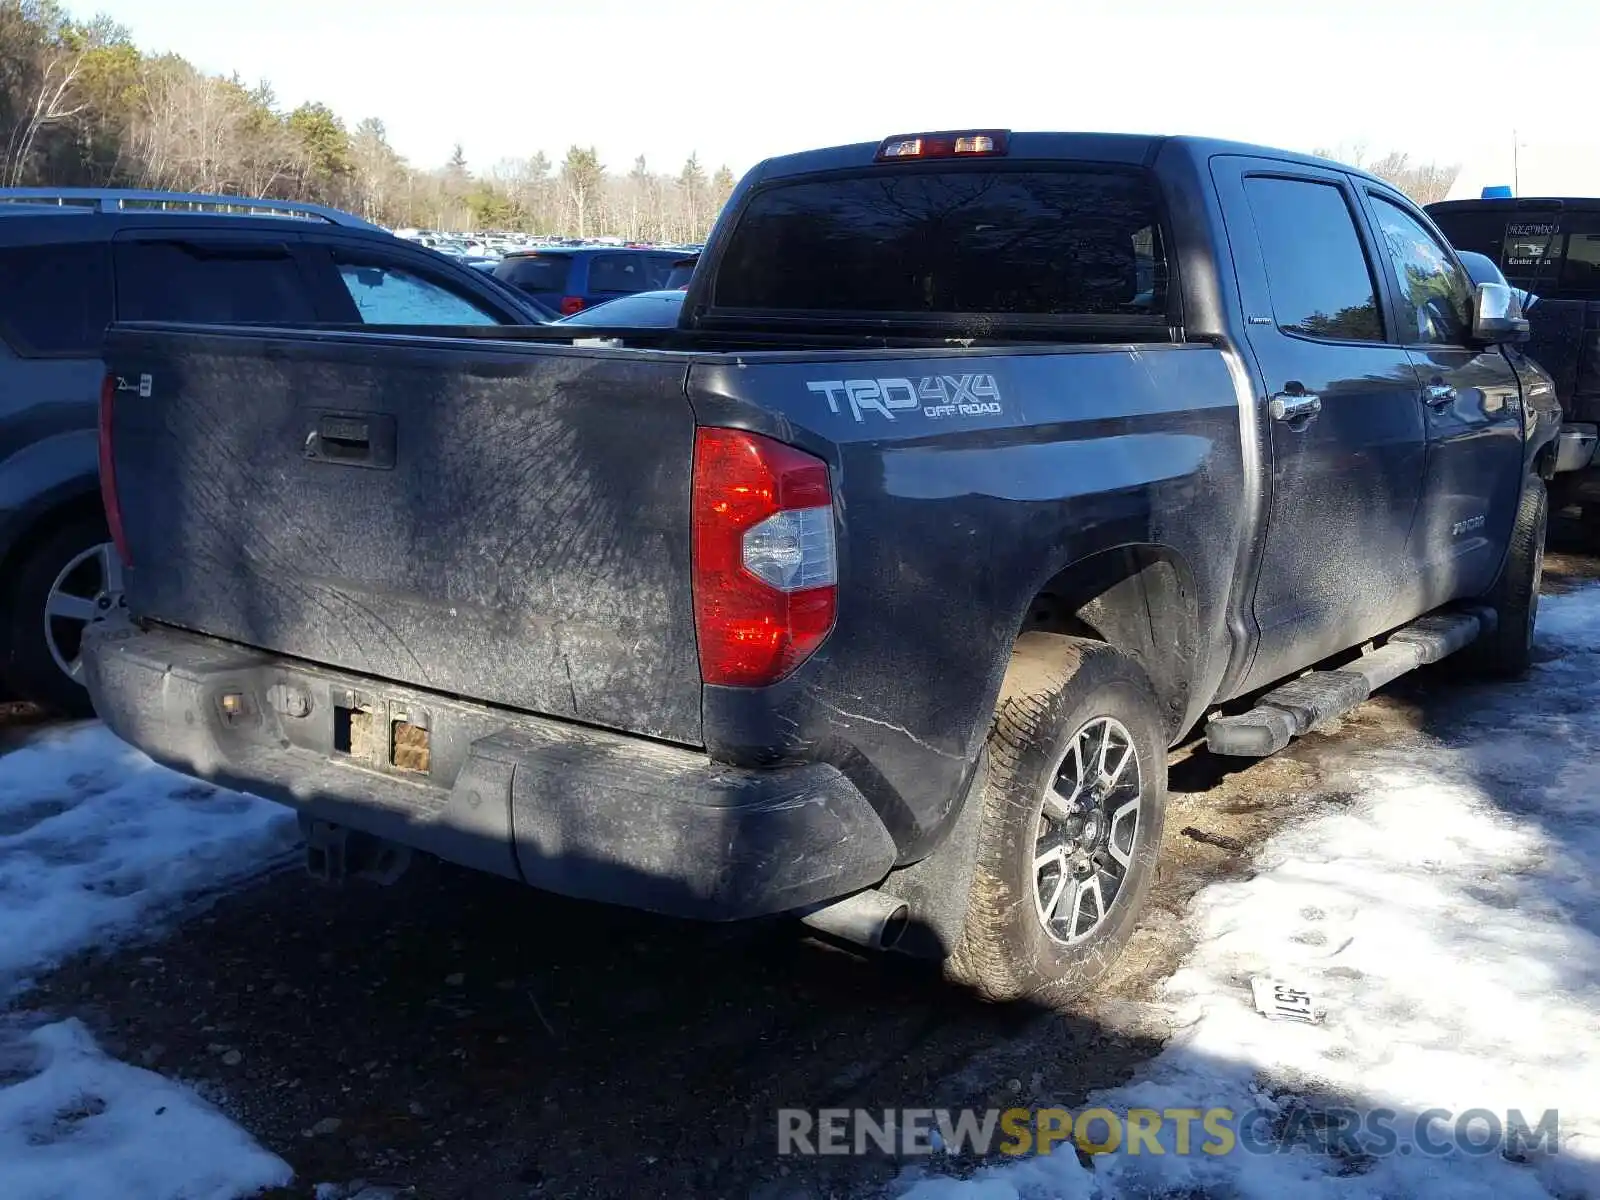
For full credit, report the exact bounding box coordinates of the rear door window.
[712,168,1169,320]
[0,241,112,356]
[494,255,570,292]
[334,261,500,324]
[1242,176,1383,342]
[587,254,665,294]
[114,239,319,324]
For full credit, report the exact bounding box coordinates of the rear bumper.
[82,621,896,920]
[1555,423,1598,475]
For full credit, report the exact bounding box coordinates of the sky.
[83,0,1600,184]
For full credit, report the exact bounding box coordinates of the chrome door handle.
[1269,392,1322,422]
[1424,384,1458,408]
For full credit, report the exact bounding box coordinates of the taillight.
[691,428,837,687]
[98,374,132,567]
[559,295,585,316]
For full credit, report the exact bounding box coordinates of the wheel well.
[0,491,107,605]
[1533,438,1557,481]
[1019,546,1200,737]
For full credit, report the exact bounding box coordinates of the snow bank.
[0,1018,291,1200]
[903,586,1600,1199]
[0,723,298,1197]
[0,723,297,997]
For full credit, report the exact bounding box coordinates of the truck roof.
[746,131,1379,186]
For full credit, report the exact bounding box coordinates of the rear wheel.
[945,634,1167,1003]
[0,514,122,716]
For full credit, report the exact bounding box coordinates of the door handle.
[1424,384,1458,408]
[1269,392,1322,422]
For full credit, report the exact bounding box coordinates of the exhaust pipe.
[800,889,910,951]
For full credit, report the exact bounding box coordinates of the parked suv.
[0,188,550,713]
[492,246,687,315]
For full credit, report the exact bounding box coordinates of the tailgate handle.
[302,411,396,470]
[318,416,370,459]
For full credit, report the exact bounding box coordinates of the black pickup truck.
[1428,197,1600,523]
[83,133,1560,1001]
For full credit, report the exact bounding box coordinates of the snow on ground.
[0,723,297,1198]
[0,723,298,998]
[0,1017,291,1200]
[904,585,1600,1200]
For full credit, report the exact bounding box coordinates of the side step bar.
[1205,609,1493,757]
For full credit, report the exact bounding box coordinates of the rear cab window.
[0,241,112,356]
[1428,205,1600,299]
[707,166,1171,332]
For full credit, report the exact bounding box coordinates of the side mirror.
[1473,282,1531,343]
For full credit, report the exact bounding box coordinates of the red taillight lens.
[691,428,837,687]
[559,295,585,315]
[98,374,131,568]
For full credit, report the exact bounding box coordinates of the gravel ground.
[0,709,1461,1200]
[6,523,1597,1200]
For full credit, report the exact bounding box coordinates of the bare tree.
[626,154,651,240]
[351,117,400,222]
[3,28,88,185]
[710,165,735,226]
[675,153,706,243]
[1313,145,1460,206]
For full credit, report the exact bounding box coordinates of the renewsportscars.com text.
[777,1106,1561,1159]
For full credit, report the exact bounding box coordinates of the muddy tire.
[944,634,1167,1003]
[1463,474,1546,679]
[0,514,115,717]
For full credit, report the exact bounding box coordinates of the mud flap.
[878,750,988,961]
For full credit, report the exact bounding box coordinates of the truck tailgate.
[103,327,704,746]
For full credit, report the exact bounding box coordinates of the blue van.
[492,246,685,315]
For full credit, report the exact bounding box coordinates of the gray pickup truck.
[84,132,1560,1001]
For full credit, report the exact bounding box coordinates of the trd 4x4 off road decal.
[806,375,1002,422]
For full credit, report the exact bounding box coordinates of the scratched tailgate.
[102,325,704,746]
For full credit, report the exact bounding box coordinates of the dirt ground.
[7,524,1598,1200]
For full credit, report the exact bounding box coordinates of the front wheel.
[1463,474,1546,679]
[945,635,1167,1003]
